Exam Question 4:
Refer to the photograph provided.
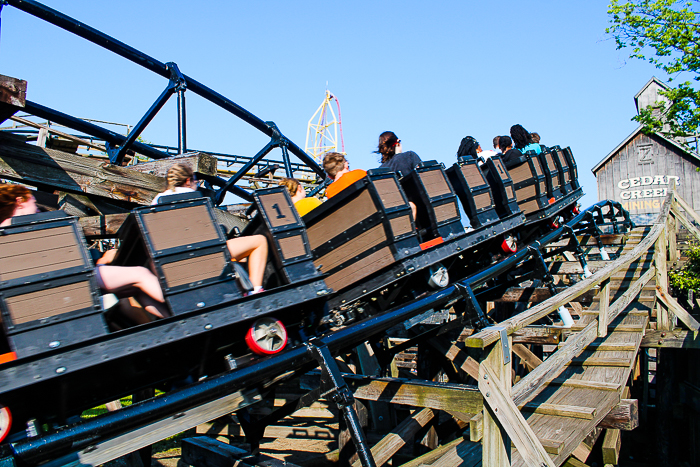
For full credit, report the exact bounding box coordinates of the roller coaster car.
[536,148,564,202]
[398,161,464,241]
[0,195,329,437]
[242,187,325,287]
[114,194,246,314]
[302,169,421,295]
[0,211,103,359]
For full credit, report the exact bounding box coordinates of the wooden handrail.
[466,189,674,349]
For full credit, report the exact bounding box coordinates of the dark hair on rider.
[499,135,513,151]
[493,136,501,149]
[510,124,532,150]
[376,131,400,163]
[457,136,479,160]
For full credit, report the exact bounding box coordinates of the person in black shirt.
[499,135,525,169]
[377,131,422,177]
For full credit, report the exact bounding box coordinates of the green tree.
[669,244,700,291]
[607,0,700,138]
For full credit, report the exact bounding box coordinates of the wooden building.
[592,77,700,224]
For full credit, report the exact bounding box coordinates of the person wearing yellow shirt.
[278,178,322,216]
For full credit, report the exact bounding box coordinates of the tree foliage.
[607,0,700,137]
[669,244,700,291]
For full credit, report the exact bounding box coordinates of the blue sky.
[1,1,662,209]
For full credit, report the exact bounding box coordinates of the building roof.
[634,76,670,115]
[591,126,700,174]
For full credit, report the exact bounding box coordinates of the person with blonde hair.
[0,183,170,321]
[279,178,322,216]
[152,164,269,294]
[151,163,199,205]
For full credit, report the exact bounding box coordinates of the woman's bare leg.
[97,265,169,318]
[226,235,268,288]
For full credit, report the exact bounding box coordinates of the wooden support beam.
[673,192,700,234]
[656,286,700,331]
[601,429,621,465]
[570,323,646,333]
[0,133,164,204]
[479,361,555,467]
[512,326,562,345]
[181,436,302,467]
[562,456,590,467]
[48,388,262,467]
[511,437,563,455]
[512,343,542,371]
[0,75,26,124]
[351,408,434,467]
[641,329,700,348]
[598,399,639,431]
[397,436,464,467]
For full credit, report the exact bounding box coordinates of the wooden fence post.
[598,279,610,338]
[481,333,512,466]
[655,226,671,331]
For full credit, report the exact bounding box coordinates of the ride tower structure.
[304,89,345,163]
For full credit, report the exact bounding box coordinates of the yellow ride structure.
[305,89,345,163]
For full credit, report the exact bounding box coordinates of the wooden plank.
[549,378,621,391]
[656,287,700,331]
[601,429,621,465]
[344,374,483,414]
[396,436,464,467]
[181,437,254,467]
[0,133,165,204]
[351,408,434,467]
[479,362,555,467]
[511,437,563,455]
[674,191,700,229]
[10,116,107,154]
[0,74,26,107]
[79,214,130,238]
[125,152,218,178]
[495,287,596,303]
[512,343,542,371]
[40,389,263,467]
[520,402,596,420]
[571,427,602,463]
[562,456,590,467]
[466,224,664,349]
[481,337,512,467]
[469,412,483,442]
[567,357,631,367]
[512,326,562,345]
[655,226,671,330]
[512,321,598,407]
[598,399,639,431]
[569,323,646,333]
[641,329,700,348]
[598,279,610,338]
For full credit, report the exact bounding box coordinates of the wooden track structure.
[404,187,695,467]
[186,187,698,467]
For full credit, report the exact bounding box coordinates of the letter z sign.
[638,144,654,164]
